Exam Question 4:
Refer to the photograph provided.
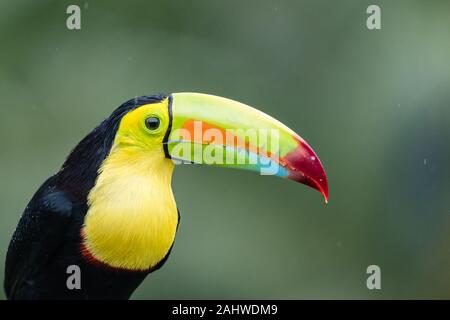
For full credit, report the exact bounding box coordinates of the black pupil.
[145,117,160,130]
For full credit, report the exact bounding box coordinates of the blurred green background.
[1,0,449,299]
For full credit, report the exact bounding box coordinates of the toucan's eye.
[145,117,160,130]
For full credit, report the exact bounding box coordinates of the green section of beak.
[169,92,298,156]
[165,92,328,201]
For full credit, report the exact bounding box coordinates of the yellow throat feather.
[82,101,178,271]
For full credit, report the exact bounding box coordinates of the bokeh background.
[1,0,449,299]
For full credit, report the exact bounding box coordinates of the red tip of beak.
[282,138,328,203]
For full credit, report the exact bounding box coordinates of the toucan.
[4,93,328,299]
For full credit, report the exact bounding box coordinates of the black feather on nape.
[56,94,167,201]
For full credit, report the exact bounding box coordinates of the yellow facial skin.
[82,99,179,271]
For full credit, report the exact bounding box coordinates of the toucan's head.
[112,92,328,202]
[61,92,329,271]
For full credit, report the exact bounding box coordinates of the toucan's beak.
[164,93,328,202]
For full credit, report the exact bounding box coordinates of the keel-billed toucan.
[4,93,328,299]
